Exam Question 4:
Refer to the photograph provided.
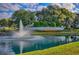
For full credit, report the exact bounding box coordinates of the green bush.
[48,22,56,27]
[33,21,62,27]
[56,22,62,27]
[34,21,48,27]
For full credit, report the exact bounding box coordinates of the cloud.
[0,3,47,19]
[0,3,47,12]
[0,3,20,12]
[0,13,12,19]
[61,3,75,12]
[0,3,21,19]
[0,3,79,19]
[50,3,76,12]
[20,3,47,11]
[72,8,79,13]
[36,5,47,11]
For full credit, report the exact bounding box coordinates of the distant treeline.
[0,5,79,30]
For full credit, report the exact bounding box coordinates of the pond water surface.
[0,35,79,55]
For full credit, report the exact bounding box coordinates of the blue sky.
[0,3,79,19]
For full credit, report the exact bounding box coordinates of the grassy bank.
[22,41,79,55]
[32,29,79,36]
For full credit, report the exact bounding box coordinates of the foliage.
[72,15,79,28]
[33,21,62,27]
[36,5,76,28]
[12,9,35,28]
[33,21,48,27]
[0,18,13,27]
[0,5,77,31]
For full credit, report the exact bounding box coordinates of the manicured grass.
[22,41,79,55]
[32,29,79,36]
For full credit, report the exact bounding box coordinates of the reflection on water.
[0,35,79,54]
[0,42,15,55]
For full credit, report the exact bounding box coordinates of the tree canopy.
[0,5,77,30]
[12,9,35,27]
[35,5,76,28]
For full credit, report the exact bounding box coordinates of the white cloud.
[26,3,38,8]
[21,3,47,11]
[0,3,46,12]
[36,5,47,11]
[0,13,12,19]
[8,4,20,11]
[0,3,78,19]
[0,3,20,11]
[61,3,75,11]
[50,3,76,12]
[0,3,47,19]
[73,8,79,13]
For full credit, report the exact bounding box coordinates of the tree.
[36,5,61,25]
[33,21,48,27]
[0,18,13,27]
[72,14,79,28]
[63,17,73,29]
[59,8,76,29]
[47,5,76,28]
[12,9,35,28]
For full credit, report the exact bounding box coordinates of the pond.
[0,35,79,55]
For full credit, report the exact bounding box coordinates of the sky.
[0,3,79,19]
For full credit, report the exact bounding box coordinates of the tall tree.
[12,9,35,28]
[60,8,76,29]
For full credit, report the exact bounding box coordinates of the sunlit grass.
[22,41,79,55]
[31,29,79,35]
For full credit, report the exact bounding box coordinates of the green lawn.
[32,29,79,36]
[22,41,79,55]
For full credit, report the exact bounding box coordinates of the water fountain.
[0,20,45,54]
[12,20,45,54]
[0,20,79,55]
[13,20,31,38]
